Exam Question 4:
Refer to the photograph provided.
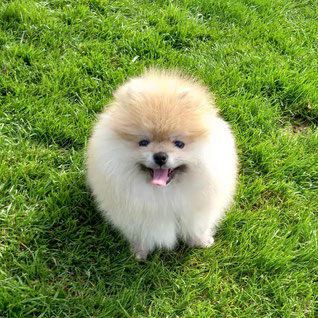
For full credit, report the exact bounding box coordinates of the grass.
[0,0,317,316]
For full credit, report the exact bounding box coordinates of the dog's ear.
[113,80,131,100]
[114,77,156,102]
[177,89,189,100]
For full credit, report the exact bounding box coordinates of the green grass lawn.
[1,0,318,316]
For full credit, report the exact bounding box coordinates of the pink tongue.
[151,169,169,186]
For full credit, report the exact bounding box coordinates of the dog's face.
[108,71,217,186]
[132,134,189,186]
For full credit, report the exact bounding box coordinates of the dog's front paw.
[188,235,214,248]
[135,250,148,260]
[131,246,149,260]
[199,235,214,248]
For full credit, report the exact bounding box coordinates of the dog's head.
[108,70,217,186]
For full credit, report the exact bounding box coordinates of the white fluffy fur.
[87,71,237,259]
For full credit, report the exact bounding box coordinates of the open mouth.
[140,165,187,186]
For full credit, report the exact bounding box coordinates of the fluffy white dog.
[87,70,238,259]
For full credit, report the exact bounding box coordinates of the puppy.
[86,70,237,259]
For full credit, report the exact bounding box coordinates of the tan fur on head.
[107,70,218,141]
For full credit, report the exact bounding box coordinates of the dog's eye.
[139,140,150,147]
[174,140,185,149]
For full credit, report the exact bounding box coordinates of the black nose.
[153,152,168,166]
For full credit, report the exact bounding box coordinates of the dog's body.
[87,70,237,259]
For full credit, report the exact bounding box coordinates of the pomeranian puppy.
[87,70,237,259]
